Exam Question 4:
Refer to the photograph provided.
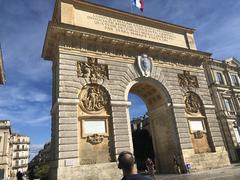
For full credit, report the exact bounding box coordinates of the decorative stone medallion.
[178,70,199,88]
[77,57,108,83]
[193,130,204,139]
[137,54,153,77]
[79,84,109,114]
[87,134,104,145]
[185,92,203,114]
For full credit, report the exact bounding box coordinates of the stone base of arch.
[49,162,121,180]
[182,147,230,171]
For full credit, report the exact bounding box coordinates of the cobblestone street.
[154,164,240,180]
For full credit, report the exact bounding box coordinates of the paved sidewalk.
[154,164,240,180]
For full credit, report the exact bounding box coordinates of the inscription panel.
[74,10,188,48]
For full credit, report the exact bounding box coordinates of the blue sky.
[0,0,239,156]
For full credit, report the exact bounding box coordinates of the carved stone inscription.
[77,57,108,83]
[80,159,96,165]
[75,10,187,48]
[79,84,109,114]
[178,70,199,88]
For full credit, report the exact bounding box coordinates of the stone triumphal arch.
[42,0,230,179]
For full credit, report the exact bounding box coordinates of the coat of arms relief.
[137,54,153,77]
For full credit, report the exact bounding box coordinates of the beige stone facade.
[11,133,30,174]
[204,58,240,162]
[42,0,230,179]
[0,120,12,179]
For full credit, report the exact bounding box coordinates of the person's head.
[118,151,135,172]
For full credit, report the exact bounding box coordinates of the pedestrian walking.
[16,170,23,180]
[173,155,181,174]
[145,158,155,180]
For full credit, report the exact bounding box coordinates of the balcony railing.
[13,155,29,159]
[13,141,30,144]
[13,164,28,169]
[14,148,29,151]
[222,110,237,117]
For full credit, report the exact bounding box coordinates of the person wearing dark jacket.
[16,170,23,180]
[118,151,150,180]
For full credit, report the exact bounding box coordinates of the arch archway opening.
[128,93,154,172]
[127,80,181,174]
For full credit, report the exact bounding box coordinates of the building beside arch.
[204,58,240,163]
[11,133,30,175]
[0,47,10,179]
[42,0,231,179]
[0,120,11,179]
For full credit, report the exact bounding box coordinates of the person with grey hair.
[118,151,150,180]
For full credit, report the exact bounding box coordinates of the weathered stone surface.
[59,131,77,138]
[58,151,78,159]
[59,124,77,131]
[59,137,78,144]
[59,117,77,124]
[56,163,121,180]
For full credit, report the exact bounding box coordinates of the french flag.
[131,0,144,12]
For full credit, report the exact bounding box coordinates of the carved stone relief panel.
[193,131,204,139]
[178,70,199,89]
[79,84,109,114]
[185,92,203,115]
[87,134,104,145]
[77,57,108,83]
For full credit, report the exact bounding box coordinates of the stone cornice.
[42,22,211,66]
[207,59,240,72]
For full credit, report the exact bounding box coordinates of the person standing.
[145,158,155,180]
[16,170,23,180]
[118,151,150,180]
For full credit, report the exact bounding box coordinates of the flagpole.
[130,0,133,13]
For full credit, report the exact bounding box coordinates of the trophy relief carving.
[79,84,109,114]
[178,70,199,88]
[87,134,104,145]
[185,92,203,114]
[77,57,108,83]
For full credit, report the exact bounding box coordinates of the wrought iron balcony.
[12,164,28,169]
[13,155,29,159]
[13,147,29,151]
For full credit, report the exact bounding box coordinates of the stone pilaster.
[111,100,133,159]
